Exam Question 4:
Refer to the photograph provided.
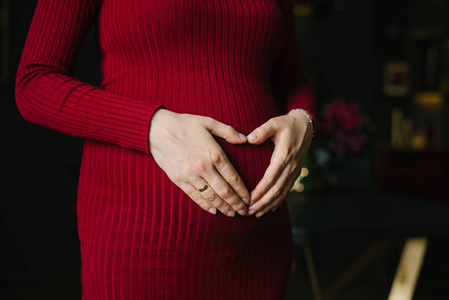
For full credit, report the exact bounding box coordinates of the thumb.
[247,119,278,145]
[203,117,247,144]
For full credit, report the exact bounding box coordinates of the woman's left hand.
[246,110,313,217]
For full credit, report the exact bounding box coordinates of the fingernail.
[226,210,235,217]
[256,211,265,218]
[208,208,216,214]
[239,133,246,140]
[238,209,247,216]
[242,197,249,205]
[248,209,256,215]
[248,133,257,141]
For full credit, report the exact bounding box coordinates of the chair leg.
[388,237,428,300]
[303,244,322,300]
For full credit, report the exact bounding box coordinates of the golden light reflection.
[293,3,314,17]
[291,168,308,192]
[300,167,309,177]
[291,181,304,193]
[414,91,444,108]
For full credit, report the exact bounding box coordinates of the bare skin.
[148,108,313,218]
[246,110,313,217]
[148,108,250,217]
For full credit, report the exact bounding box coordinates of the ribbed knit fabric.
[15,0,318,299]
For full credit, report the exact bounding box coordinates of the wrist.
[288,108,315,138]
[148,108,173,152]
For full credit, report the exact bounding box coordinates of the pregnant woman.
[15,0,317,299]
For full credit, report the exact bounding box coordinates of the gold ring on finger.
[198,183,210,193]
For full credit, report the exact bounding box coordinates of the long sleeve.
[272,0,318,131]
[15,0,164,154]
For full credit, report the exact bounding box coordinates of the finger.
[208,148,250,205]
[178,181,218,215]
[247,165,291,216]
[202,171,248,216]
[200,117,247,144]
[271,174,299,212]
[256,159,303,216]
[193,179,237,217]
[249,146,289,204]
[247,118,279,145]
[268,173,299,213]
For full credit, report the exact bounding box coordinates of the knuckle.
[204,193,216,202]
[227,174,239,185]
[195,160,207,172]
[258,126,269,136]
[171,173,182,184]
[227,125,236,136]
[260,126,269,135]
[218,188,232,199]
[188,191,201,202]
[209,149,222,164]
[182,166,195,179]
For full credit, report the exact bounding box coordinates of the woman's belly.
[76,82,289,249]
[77,136,292,254]
[77,134,293,299]
[76,110,293,293]
[160,80,281,191]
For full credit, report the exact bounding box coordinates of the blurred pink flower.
[318,99,367,155]
[320,99,362,134]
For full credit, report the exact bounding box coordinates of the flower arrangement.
[320,99,367,155]
[299,98,371,191]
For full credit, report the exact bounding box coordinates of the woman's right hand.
[148,108,250,217]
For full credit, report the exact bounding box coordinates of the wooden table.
[287,189,449,300]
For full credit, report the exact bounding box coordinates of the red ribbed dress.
[15,0,317,299]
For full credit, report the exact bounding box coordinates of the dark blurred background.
[2,0,449,299]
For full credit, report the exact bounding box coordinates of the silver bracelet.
[290,108,315,138]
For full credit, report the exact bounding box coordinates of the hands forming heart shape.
[148,108,314,218]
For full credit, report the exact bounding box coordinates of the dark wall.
[3,0,374,274]
[3,0,101,273]
[296,0,374,117]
